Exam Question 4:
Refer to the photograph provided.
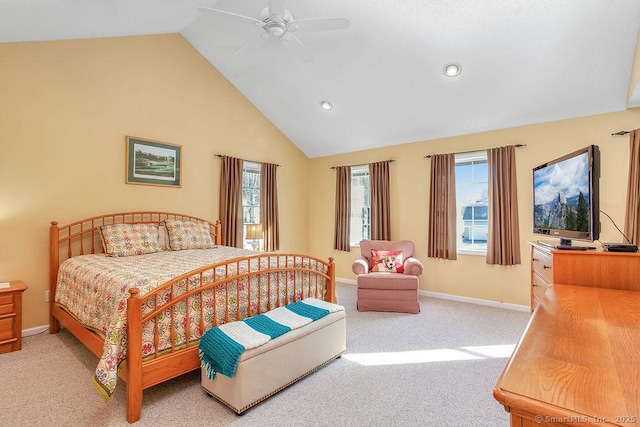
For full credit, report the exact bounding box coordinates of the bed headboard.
[49,212,222,287]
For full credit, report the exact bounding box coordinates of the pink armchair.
[352,240,423,313]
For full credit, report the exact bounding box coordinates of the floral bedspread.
[55,247,325,399]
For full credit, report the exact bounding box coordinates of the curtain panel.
[260,162,280,251]
[428,154,457,260]
[369,161,391,240]
[219,155,244,248]
[333,166,351,252]
[624,129,640,245]
[486,146,521,265]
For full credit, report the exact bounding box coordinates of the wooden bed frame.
[49,211,336,423]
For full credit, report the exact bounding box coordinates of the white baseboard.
[22,325,50,337]
[420,291,529,312]
[336,277,529,312]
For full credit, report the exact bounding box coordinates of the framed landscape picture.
[125,136,181,187]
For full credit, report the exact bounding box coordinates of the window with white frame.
[455,151,488,253]
[242,162,260,249]
[350,166,371,246]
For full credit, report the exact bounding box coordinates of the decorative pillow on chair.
[164,219,216,250]
[100,223,162,257]
[371,250,404,273]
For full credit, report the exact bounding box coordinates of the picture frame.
[125,136,182,187]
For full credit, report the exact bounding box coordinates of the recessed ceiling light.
[443,63,461,77]
[320,101,333,111]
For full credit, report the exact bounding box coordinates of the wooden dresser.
[494,243,640,426]
[529,242,640,311]
[0,280,27,354]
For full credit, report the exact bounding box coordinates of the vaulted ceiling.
[2,0,639,158]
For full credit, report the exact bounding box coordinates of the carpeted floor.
[0,283,529,426]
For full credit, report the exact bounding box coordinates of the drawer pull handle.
[543,265,551,269]
[532,258,538,262]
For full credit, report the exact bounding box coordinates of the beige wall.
[0,34,310,329]
[308,109,640,306]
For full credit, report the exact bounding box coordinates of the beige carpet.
[0,283,529,426]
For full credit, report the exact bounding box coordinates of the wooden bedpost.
[126,287,143,423]
[49,221,60,334]
[328,257,336,303]
[214,220,222,245]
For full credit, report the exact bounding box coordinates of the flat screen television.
[533,145,600,249]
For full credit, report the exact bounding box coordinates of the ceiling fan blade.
[281,33,313,62]
[289,18,351,32]
[198,7,265,27]
[268,0,287,20]
[234,33,269,55]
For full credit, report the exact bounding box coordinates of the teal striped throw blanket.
[199,298,344,380]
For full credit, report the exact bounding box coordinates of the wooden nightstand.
[0,280,27,354]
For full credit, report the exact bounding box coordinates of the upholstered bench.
[201,308,346,414]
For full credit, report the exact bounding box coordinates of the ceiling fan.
[198,0,350,61]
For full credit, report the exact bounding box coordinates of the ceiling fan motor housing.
[260,7,293,39]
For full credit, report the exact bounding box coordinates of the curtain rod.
[215,154,280,167]
[423,144,526,159]
[612,130,630,136]
[329,159,395,170]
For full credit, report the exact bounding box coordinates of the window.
[242,162,260,249]
[455,151,488,254]
[350,166,370,245]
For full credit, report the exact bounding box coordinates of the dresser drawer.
[532,248,553,283]
[0,341,13,354]
[0,294,14,315]
[532,273,549,301]
[0,316,15,341]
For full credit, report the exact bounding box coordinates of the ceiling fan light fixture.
[320,101,333,111]
[443,63,461,77]
[267,25,285,38]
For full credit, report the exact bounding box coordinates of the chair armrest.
[403,257,423,276]
[352,257,370,275]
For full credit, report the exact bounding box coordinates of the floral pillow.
[371,250,404,273]
[100,223,161,257]
[164,219,216,250]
